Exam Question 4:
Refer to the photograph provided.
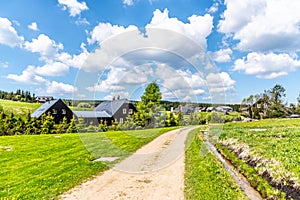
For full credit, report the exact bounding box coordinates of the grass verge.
[0,127,177,199]
[184,127,247,200]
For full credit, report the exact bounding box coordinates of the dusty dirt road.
[60,127,196,200]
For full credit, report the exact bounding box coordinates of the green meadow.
[0,99,40,116]
[0,127,177,199]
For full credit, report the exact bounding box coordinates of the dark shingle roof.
[73,111,111,118]
[31,99,59,118]
[94,99,129,115]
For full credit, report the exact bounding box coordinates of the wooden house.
[74,99,136,125]
[31,99,73,123]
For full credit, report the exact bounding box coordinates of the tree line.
[241,84,299,119]
[0,104,77,136]
[0,89,36,103]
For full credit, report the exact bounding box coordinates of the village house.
[35,96,54,103]
[31,98,137,126]
[31,99,73,124]
[74,98,136,125]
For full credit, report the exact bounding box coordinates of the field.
[184,127,247,199]
[0,127,176,199]
[0,99,40,115]
[217,118,300,199]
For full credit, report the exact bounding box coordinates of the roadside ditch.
[204,129,300,200]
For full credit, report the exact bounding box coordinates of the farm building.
[35,96,54,103]
[174,105,194,114]
[74,98,137,125]
[31,99,73,124]
[216,106,233,113]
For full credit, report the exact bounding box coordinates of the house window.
[62,109,66,115]
[52,109,57,114]
[129,109,133,114]
[123,108,127,114]
[119,118,123,123]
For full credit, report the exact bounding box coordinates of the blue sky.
[0,0,300,104]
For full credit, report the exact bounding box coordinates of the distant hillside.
[0,99,40,115]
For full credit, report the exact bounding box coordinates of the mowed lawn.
[0,127,177,199]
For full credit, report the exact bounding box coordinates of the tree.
[134,82,163,127]
[141,82,162,104]
[268,84,286,105]
[56,117,69,133]
[67,116,77,133]
[41,113,56,134]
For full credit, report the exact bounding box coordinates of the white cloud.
[7,65,77,96]
[58,0,88,17]
[207,2,219,13]
[84,9,214,73]
[122,0,156,6]
[35,62,69,76]
[75,17,89,26]
[146,8,213,48]
[57,43,89,69]
[0,61,8,68]
[122,0,134,6]
[0,17,24,47]
[209,48,232,63]
[6,65,47,85]
[28,22,38,31]
[155,64,207,101]
[218,0,300,52]
[88,23,138,44]
[46,81,77,94]
[233,52,300,79]
[24,34,63,60]
[206,72,235,93]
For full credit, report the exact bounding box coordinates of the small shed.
[31,99,73,124]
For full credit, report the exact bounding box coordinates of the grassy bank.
[0,127,176,199]
[184,127,247,200]
[218,118,300,199]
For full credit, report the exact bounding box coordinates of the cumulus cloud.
[88,23,138,44]
[24,34,63,60]
[146,8,213,48]
[76,9,218,101]
[35,62,69,76]
[57,43,89,69]
[7,65,77,96]
[28,22,38,31]
[0,17,24,47]
[46,81,77,94]
[218,0,300,52]
[233,52,300,79]
[209,48,232,62]
[206,72,235,93]
[6,65,47,85]
[58,0,88,17]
